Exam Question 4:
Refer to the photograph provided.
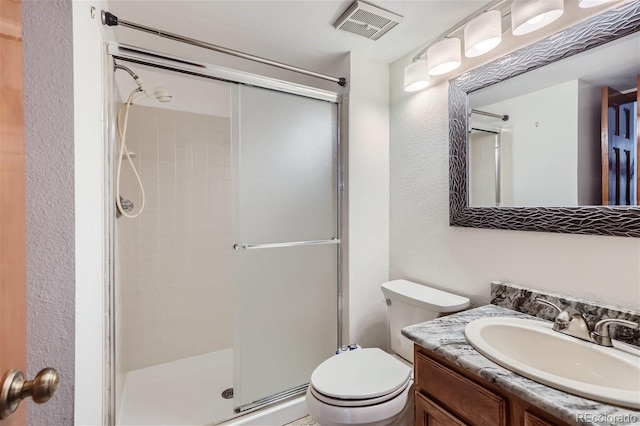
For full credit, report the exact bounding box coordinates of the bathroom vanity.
[404,303,640,426]
[414,344,569,425]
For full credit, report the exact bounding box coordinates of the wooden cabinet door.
[415,353,508,426]
[523,411,557,426]
[415,393,468,426]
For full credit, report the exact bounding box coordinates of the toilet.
[305,279,470,426]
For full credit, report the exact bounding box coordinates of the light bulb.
[511,0,564,36]
[404,60,430,92]
[473,37,501,54]
[427,38,462,76]
[464,10,502,58]
[579,0,614,7]
[526,14,545,25]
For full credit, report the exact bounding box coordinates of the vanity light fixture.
[427,38,462,76]
[579,0,615,7]
[465,10,503,57]
[403,0,509,91]
[511,0,564,36]
[404,59,430,92]
[403,0,608,92]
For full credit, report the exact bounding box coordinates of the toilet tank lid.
[381,280,470,313]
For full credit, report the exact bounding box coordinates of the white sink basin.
[464,317,640,409]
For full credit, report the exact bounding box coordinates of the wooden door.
[601,82,639,205]
[0,0,27,424]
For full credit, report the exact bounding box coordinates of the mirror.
[468,32,639,208]
[449,2,640,237]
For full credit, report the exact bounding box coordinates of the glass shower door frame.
[231,84,342,413]
[105,42,344,426]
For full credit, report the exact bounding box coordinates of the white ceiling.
[106,0,492,67]
[107,0,631,94]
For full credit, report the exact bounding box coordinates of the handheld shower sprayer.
[113,62,173,219]
[114,63,173,104]
[114,63,145,92]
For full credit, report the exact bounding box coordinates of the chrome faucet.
[591,318,639,347]
[535,298,593,342]
[535,298,639,347]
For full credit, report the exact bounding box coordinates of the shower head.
[152,87,172,102]
[115,63,147,91]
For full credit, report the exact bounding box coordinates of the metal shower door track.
[107,43,340,104]
[102,10,347,88]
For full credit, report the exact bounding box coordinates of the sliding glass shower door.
[233,85,339,412]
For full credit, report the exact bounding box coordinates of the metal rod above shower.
[101,11,348,87]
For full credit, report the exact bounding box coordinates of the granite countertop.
[402,305,640,426]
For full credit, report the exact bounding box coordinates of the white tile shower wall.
[117,104,232,371]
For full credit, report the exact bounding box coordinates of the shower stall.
[468,110,513,207]
[107,44,341,425]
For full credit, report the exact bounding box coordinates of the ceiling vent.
[333,1,403,41]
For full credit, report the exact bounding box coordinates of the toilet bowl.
[305,348,413,426]
[306,280,470,426]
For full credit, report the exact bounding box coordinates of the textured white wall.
[22,1,75,424]
[345,52,390,350]
[389,52,640,311]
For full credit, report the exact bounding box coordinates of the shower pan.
[107,45,342,426]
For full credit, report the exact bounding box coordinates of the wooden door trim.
[635,74,640,205]
[0,0,27,424]
[601,86,610,205]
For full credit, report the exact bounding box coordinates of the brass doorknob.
[0,368,59,419]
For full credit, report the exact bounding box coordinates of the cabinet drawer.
[415,392,468,426]
[524,410,557,426]
[415,352,508,426]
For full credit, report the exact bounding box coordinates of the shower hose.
[115,88,147,219]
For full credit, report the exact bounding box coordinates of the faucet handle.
[535,298,572,332]
[591,318,639,347]
[535,298,561,315]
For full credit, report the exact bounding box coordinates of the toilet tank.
[381,280,470,363]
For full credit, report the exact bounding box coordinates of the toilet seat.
[310,378,411,407]
[309,348,411,407]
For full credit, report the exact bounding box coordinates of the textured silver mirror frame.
[449,1,640,237]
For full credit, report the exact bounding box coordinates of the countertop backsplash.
[491,281,640,348]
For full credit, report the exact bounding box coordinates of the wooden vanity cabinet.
[414,345,571,426]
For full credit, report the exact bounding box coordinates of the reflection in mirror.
[468,124,514,207]
[468,32,639,208]
[449,2,640,237]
